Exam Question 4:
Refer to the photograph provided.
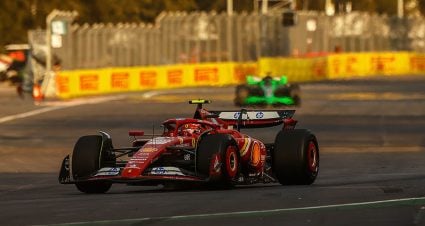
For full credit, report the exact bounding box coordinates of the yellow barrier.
[326,52,411,78]
[409,53,425,74]
[258,56,327,82]
[56,62,257,99]
[56,52,425,99]
[260,52,424,82]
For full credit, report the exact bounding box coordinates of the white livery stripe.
[240,138,251,157]
[219,111,280,120]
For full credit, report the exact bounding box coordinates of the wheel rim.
[225,146,238,178]
[307,141,318,173]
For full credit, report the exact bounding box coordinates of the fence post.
[44,10,78,98]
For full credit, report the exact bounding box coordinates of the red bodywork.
[60,102,297,185]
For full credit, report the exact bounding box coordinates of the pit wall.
[56,52,425,99]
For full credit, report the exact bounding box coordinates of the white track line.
[0,106,63,124]
[38,196,425,226]
[141,88,226,98]
[0,95,126,124]
[0,87,225,124]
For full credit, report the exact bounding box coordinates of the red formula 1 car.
[59,100,319,193]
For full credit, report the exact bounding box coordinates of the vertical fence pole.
[227,13,233,61]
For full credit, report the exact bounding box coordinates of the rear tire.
[272,129,319,185]
[234,85,249,106]
[197,134,240,188]
[275,86,291,97]
[292,95,301,106]
[72,135,112,193]
[290,84,301,106]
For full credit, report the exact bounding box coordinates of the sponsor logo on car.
[150,167,185,176]
[142,147,158,153]
[220,111,280,120]
[152,167,166,174]
[256,112,264,119]
[192,138,196,147]
[213,155,221,173]
[94,167,121,176]
[130,157,148,161]
[147,137,174,145]
[184,154,191,161]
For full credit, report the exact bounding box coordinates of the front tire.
[72,135,113,193]
[272,129,319,185]
[197,134,240,188]
[75,181,112,194]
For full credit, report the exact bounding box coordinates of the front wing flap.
[58,155,71,184]
[58,155,206,184]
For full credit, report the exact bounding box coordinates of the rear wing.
[246,75,288,85]
[209,109,295,129]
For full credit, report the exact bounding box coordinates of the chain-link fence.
[33,11,425,70]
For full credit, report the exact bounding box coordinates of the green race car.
[234,75,301,107]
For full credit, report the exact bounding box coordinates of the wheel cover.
[225,146,238,178]
[307,141,318,173]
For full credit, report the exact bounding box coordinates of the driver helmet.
[183,123,202,135]
[263,75,273,86]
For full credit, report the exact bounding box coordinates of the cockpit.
[162,119,213,137]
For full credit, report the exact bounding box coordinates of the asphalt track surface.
[0,76,425,226]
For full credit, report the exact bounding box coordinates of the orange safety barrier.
[32,84,44,102]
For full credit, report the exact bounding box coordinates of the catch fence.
[29,11,425,70]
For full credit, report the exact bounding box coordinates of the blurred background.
[2,0,425,65]
[0,0,425,98]
[1,0,425,55]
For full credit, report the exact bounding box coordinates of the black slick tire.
[290,84,301,106]
[72,135,112,193]
[272,129,319,185]
[234,85,249,106]
[196,134,240,188]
